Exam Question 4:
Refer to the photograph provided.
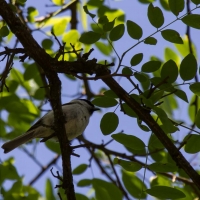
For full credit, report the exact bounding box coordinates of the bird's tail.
[1,131,35,153]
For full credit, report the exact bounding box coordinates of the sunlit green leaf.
[0,26,9,37]
[95,41,112,56]
[27,7,39,23]
[164,47,180,65]
[195,110,200,129]
[45,179,56,200]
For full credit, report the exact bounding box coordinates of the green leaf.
[27,7,39,23]
[148,3,164,28]
[0,26,9,37]
[45,179,56,200]
[153,107,178,133]
[146,186,186,198]
[191,0,200,5]
[109,24,125,41]
[52,0,63,6]
[103,90,118,98]
[83,5,96,18]
[148,162,177,172]
[63,30,80,46]
[112,133,146,151]
[126,20,143,40]
[45,140,61,154]
[98,15,109,24]
[185,134,200,153]
[52,19,68,36]
[182,14,200,29]
[92,97,118,108]
[137,119,150,132]
[0,158,19,184]
[100,112,119,135]
[142,60,162,73]
[95,41,112,56]
[168,0,184,16]
[77,179,92,187]
[160,0,170,10]
[195,110,200,129]
[122,170,147,198]
[190,83,200,96]
[180,54,197,81]
[76,193,89,200]
[93,179,123,200]
[103,18,116,32]
[144,37,157,45]
[174,89,188,103]
[174,36,197,58]
[161,29,183,44]
[160,59,178,83]
[134,72,148,82]
[130,53,143,66]
[42,39,53,49]
[73,164,88,175]
[122,67,133,75]
[114,158,142,172]
[79,31,101,44]
[122,103,138,118]
[164,47,180,64]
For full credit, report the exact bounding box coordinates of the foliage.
[0,0,200,199]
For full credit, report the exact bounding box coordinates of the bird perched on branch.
[1,99,99,153]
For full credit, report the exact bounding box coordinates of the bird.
[1,99,99,153]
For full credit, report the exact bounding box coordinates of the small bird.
[1,99,99,153]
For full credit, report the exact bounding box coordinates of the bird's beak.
[93,107,100,111]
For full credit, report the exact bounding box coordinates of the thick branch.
[98,70,200,189]
[0,1,75,199]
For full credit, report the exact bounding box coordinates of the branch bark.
[0,1,76,199]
